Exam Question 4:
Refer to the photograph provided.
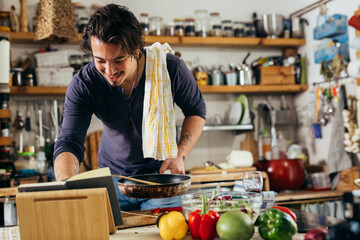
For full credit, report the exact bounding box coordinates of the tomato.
[216,211,254,240]
[271,206,297,221]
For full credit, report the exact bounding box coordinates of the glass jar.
[25,74,34,86]
[0,11,10,32]
[244,22,256,37]
[233,21,245,37]
[149,16,163,36]
[185,18,195,37]
[174,18,185,36]
[14,152,37,173]
[11,68,23,86]
[1,121,10,137]
[0,93,9,109]
[78,17,89,33]
[209,12,222,37]
[195,9,208,37]
[140,13,149,35]
[222,20,233,37]
[165,22,175,36]
[73,2,88,33]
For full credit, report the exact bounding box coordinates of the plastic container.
[310,172,331,190]
[36,67,74,86]
[35,50,69,67]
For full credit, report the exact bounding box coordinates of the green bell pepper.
[258,208,298,240]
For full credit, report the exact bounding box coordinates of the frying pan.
[117,174,191,199]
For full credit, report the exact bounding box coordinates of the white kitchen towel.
[327,89,352,189]
[142,42,178,160]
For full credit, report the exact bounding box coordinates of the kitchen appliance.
[117,174,191,198]
[256,159,305,191]
[262,14,284,38]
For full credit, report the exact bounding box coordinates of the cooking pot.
[117,174,191,199]
[256,159,305,191]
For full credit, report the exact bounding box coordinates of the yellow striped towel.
[142,42,178,160]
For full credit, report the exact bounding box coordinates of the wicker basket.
[34,0,79,43]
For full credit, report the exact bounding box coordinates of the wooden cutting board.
[240,132,259,163]
[118,209,158,229]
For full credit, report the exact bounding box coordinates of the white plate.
[228,102,242,125]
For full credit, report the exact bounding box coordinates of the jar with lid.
[165,22,175,36]
[25,74,34,86]
[185,18,195,37]
[14,152,37,173]
[1,93,9,109]
[149,16,163,36]
[244,22,256,37]
[11,68,23,86]
[78,17,89,33]
[140,13,149,35]
[195,9,208,37]
[73,2,88,33]
[209,12,222,37]
[233,21,245,37]
[222,20,233,37]
[0,11,10,32]
[1,120,10,137]
[174,18,185,36]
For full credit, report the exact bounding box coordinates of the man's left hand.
[159,156,185,175]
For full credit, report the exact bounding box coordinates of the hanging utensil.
[25,101,31,132]
[53,100,59,141]
[38,109,45,149]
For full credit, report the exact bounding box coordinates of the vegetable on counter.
[216,211,254,240]
[271,206,297,221]
[305,227,328,240]
[157,211,188,240]
[258,208,298,240]
[188,193,220,240]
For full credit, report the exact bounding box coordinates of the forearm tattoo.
[179,131,192,147]
[54,153,63,180]
[73,156,79,175]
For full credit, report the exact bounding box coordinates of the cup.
[243,171,263,193]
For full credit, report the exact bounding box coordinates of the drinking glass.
[243,171,263,193]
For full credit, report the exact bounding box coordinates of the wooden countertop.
[276,190,344,205]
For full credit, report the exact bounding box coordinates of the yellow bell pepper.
[158,211,188,240]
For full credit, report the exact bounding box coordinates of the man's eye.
[96,60,105,64]
[115,60,125,64]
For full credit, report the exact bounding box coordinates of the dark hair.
[80,4,144,58]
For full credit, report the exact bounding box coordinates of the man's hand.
[159,155,185,175]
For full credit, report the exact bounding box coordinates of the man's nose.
[105,62,117,76]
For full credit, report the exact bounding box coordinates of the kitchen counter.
[0,208,343,239]
[276,190,344,205]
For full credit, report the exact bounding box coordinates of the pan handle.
[113,174,161,185]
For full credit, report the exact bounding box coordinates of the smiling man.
[53,4,206,211]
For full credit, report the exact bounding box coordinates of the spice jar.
[195,9,208,37]
[1,120,10,137]
[185,18,195,36]
[233,21,245,37]
[140,13,149,35]
[209,12,222,37]
[25,74,34,86]
[244,22,256,37]
[73,2,88,33]
[174,18,185,36]
[165,22,175,36]
[149,16,163,36]
[11,68,23,86]
[0,93,9,109]
[78,17,89,33]
[222,20,233,37]
[0,11,10,32]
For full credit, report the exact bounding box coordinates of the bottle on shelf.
[277,131,288,158]
[262,130,272,160]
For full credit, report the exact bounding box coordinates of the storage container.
[35,51,69,68]
[259,66,295,85]
[36,67,74,86]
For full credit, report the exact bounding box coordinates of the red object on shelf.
[256,159,305,191]
[348,15,360,31]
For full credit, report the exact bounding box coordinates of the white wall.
[1,0,356,169]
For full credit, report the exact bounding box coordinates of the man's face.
[91,37,137,87]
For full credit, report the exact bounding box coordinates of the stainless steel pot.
[262,14,284,38]
[291,17,309,38]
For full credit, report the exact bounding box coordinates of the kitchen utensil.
[291,17,308,38]
[113,174,161,185]
[262,14,284,38]
[241,52,253,85]
[117,174,191,199]
[25,101,31,131]
[310,172,331,190]
[256,159,305,191]
[205,160,222,169]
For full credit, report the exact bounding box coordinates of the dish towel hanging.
[142,42,178,160]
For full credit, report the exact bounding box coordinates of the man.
[53,4,206,210]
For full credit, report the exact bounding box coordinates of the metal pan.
[117,174,191,199]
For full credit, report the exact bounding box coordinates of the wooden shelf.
[10,86,67,95]
[6,32,306,48]
[0,109,11,118]
[0,137,12,146]
[9,85,308,95]
[275,190,344,205]
[199,84,308,93]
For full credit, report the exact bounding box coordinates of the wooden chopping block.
[241,132,259,163]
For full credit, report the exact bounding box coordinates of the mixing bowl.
[180,191,262,223]
[262,14,284,38]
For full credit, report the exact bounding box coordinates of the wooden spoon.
[113,174,161,185]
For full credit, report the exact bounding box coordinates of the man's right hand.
[53,152,80,181]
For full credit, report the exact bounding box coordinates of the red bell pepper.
[188,193,220,240]
[271,206,297,221]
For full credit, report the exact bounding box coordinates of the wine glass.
[243,171,263,193]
